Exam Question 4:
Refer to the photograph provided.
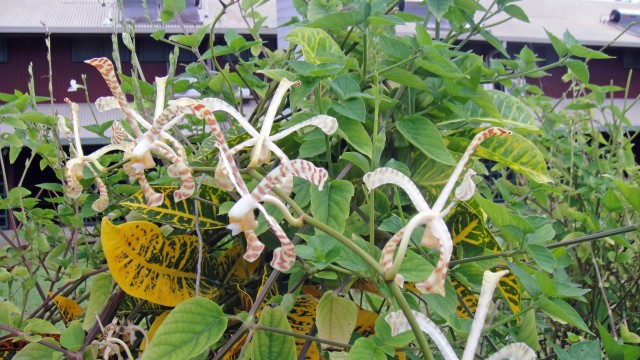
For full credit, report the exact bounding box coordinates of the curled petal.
[414,218,453,296]
[268,115,338,142]
[380,228,404,272]
[364,168,430,212]
[86,58,143,137]
[258,204,296,271]
[394,274,405,288]
[250,159,328,204]
[454,169,476,202]
[65,164,84,198]
[91,178,109,212]
[385,310,457,360]
[95,96,121,112]
[214,161,235,191]
[243,229,265,263]
[136,172,163,207]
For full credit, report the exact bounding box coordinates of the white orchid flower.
[385,270,536,360]
[67,79,85,92]
[218,147,328,271]
[86,58,194,206]
[195,79,337,192]
[60,99,130,212]
[363,127,511,295]
[131,95,329,271]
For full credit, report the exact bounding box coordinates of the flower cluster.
[363,127,512,295]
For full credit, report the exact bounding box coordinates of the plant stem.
[250,323,352,349]
[450,224,639,266]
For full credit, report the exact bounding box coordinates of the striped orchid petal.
[364,168,430,212]
[432,127,511,213]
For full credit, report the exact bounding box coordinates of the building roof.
[0,0,277,35]
[397,0,640,47]
[479,0,640,47]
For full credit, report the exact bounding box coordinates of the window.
[137,37,198,63]
[71,37,131,63]
[0,38,7,63]
[622,48,640,69]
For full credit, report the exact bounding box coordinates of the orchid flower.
[165,97,329,271]
[85,57,194,207]
[59,99,130,212]
[195,78,337,191]
[385,270,536,360]
[363,127,511,295]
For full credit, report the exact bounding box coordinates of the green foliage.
[0,0,637,359]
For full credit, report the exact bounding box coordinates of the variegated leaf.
[447,202,521,317]
[121,184,232,229]
[101,218,222,307]
[49,293,83,324]
[447,132,552,184]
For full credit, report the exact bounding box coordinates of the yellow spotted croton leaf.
[447,202,521,318]
[101,218,222,307]
[120,184,232,229]
[49,292,83,324]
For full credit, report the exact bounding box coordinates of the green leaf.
[305,11,361,29]
[399,250,434,282]
[426,0,453,21]
[285,27,346,64]
[316,292,358,349]
[348,337,387,360]
[599,324,624,360]
[622,345,640,360]
[418,47,463,78]
[252,306,296,360]
[611,178,640,211]
[478,29,508,57]
[527,244,556,272]
[397,115,455,165]
[22,318,60,335]
[566,60,589,83]
[554,341,602,360]
[474,195,534,233]
[12,341,64,360]
[337,118,371,156]
[121,185,232,229]
[169,24,210,48]
[621,323,640,344]
[546,29,568,57]
[504,4,529,22]
[538,296,592,334]
[518,310,541,351]
[332,98,366,122]
[329,74,361,100]
[382,68,427,90]
[82,273,113,330]
[340,152,370,172]
[142,297,227,360]
[18,112,56,126]
[160,0,186,23]
[311,180,354,234]
[60,321,84,352]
